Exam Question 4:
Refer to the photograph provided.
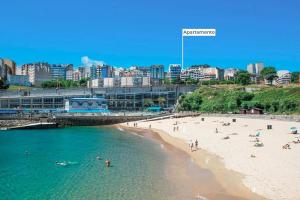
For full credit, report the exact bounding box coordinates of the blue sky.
[0,0,299,71]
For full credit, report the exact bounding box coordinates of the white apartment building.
[276,70,291,85]
[21,63,51,86]
[181,67,224,81]
[247,62,264,75]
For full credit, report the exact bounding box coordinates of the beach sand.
[121,116,300,200]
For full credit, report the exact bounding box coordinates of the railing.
[0,85,197,98]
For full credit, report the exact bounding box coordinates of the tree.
[235,71,251,85]
[79,78,89,87]
[163,78,171,85]
[0,79,9,89]
[261,67,277,85]
[157,97,166,106]
[261,67,277,78]
[144,98,154,107]
[291,72,300,83]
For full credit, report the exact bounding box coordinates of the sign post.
[181,28,216,69]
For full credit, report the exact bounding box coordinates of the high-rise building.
[136,66,151,77]
[247,62,264,75]
[255,63,264,75]
[150,65,164,79]
[78,67,85,80]
[22,62,51,85]
[50,64,73,80]
[101,65,113,78]
[247,63,256,74]
[89,65,98,80]
[96,65,102,78]
[65,65,74,80]
[0,59,7,81]
[72,69,81,81]
[16,66,22,75]
[247,62,264,83]
[169,64,182,80]
[0,58,16,82]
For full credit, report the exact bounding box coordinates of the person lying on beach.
[282,144,291,149]
[250,138,260,143]
[222,122,230,126]
[254,142,264,147]
[292,139,300,144]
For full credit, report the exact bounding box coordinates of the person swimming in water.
[105,160,111,167]
[56,161,67,166]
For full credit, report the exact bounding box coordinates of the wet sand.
[117,125,265,200]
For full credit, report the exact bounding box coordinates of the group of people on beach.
[173,126,179,131]
[133,122,138,127]
[189,139,199,152]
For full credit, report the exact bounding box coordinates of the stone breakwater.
[0,120,36,128]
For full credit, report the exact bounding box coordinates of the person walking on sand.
[195,139,198,149]
[191,143,194,152]
[188,141,192,151]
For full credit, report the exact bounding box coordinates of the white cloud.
[81,56,105,67]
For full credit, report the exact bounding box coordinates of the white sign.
[182,29,216,37]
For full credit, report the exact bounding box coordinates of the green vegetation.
[144,98,154,107]
[260,67,277,78]
[41,78,89,88]
[157,97,166,106]
[0,79,9,89]
[261,67,277,85]
[7,85,31,91]
[234,70,251,85]
[291,72,300,83]
[177,85,300,114]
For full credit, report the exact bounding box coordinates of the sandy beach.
[121,116,300,200]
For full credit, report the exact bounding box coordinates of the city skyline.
[0,0,299,71]
[1,56,298,73]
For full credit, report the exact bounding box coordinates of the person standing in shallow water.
[105,160,111,167]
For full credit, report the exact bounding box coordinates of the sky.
[0,0,299,71]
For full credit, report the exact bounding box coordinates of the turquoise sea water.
[0,127,179,200]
